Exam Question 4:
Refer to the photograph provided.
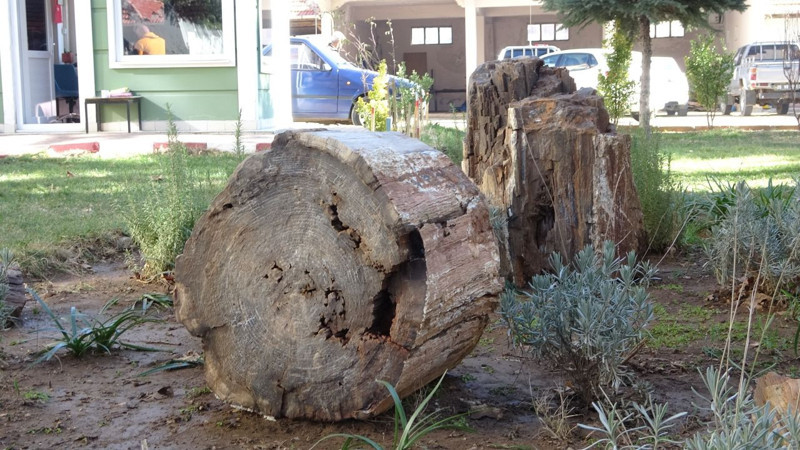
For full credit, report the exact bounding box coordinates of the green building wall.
[91,1,239,125]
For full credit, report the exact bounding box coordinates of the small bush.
[122,108,204,278]
[703,179,800,295]
[501,241,655,406]
[419,124,464,166]
[630,129,682,252]
[0,248,14,328]
[685,33,735,128]
[356,60,390,131]
[598,21,635,126]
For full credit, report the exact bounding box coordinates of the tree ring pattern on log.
[176,130,502,421]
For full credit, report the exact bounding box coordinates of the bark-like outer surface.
[464,58,646,284]
[2,266,26,326]
[175,129,502,421]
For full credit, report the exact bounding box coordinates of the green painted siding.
[91,0,239,124]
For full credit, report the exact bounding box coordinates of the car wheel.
[631,112,640,122]
[350,103,364,126]
[719,101,732,115]
[778,100,790,115]
[678,105,688,116]
[666,110,676,116]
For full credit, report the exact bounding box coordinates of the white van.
[497,45,561,60]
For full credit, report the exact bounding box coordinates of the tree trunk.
[639,15,652,133]
[175,130,502,421]
[464,58,646,285]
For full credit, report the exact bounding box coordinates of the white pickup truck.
[721,41,800,116]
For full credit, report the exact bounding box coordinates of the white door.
[18,0,55,124]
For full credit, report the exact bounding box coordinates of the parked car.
[540,49,689,118]
[497,44,561,60]
[721,41,800,116]
[262,36,414,125]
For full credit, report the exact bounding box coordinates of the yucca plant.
[29,288,96,362]
[29,288,161,364]
[314,372,471,449]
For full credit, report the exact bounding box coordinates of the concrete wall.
[486,15,603,60]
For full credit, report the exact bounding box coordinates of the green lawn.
[0,152,241,276]
[659,129,800,191]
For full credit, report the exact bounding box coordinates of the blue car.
[263,36,413,125]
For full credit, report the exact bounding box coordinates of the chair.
[54,64,79,120]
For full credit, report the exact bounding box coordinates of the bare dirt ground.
[1,251,797,450]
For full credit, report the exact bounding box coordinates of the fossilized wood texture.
[2,266,26,326]
[175,129,502,421]
[464,58,645,284]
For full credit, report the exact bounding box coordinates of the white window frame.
[527,23,569,42]
[106,0,236,69]
[650,20,685,38]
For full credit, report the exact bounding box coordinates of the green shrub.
[685,367,800,449]
[0,248,14,328]
[630,129,682,252]
[122,108,204,278]
[598,21,635,126]
[356,60,390,131]
[501,241,655,406]
[419,124,464,166]
[703,179,800,295]
[392,63,434,136]
[685,33,735,128]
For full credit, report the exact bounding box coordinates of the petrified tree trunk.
[2,266,27,326]
[176,130,501,421]
[464,58,646,284]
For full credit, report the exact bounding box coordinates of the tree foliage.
[598,22,635,126]
[542,0,747,131]
[685,33,735,128]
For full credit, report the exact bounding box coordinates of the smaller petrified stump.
[176,129,502,421]
[464,58,645,284]
[2,265,27,326]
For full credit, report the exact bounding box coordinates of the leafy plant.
[419,124,464,166]
[233,108,246,160]
[501,241,655,406]
[391,63,434,137]
[28,288,158,364]
[356,60,391,131]
[703,179,800,295]
[130,293,174,313]
[314,372,471,449]
[598,20,635,126]
[580,396,686,449]
[0,248,14,328]
[122,105,202,278]
[630,128,682,252]
[684,33,735,128]
[685,367,800,449]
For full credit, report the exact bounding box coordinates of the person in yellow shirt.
[133,24,165,55]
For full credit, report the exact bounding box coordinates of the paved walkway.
[0,109,796,159]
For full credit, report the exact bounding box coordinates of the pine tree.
[541,0,747,132]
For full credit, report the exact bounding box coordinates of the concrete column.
[75,1,96,132]
[464,0,477,81]
[476,9,486,66]
[0,1,18,132]
[271,0,293,129]
[236,0,259,130]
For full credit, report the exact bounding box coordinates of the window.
[106,0,236,68]
[527,23,569,42]
[411,26,452,45]
[650,20,685,38]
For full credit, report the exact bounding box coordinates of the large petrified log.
[176,130,501,421]
[464,57,646,284]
